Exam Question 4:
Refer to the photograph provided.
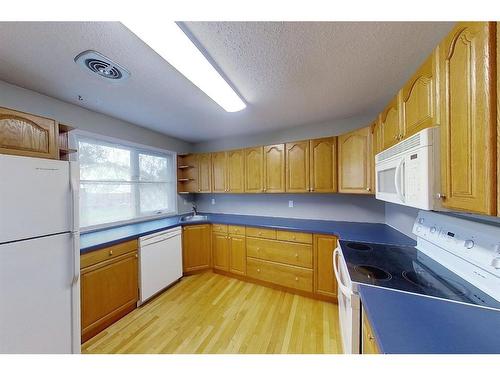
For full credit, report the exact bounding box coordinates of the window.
[77,136,176,229]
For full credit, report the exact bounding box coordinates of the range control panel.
[413,211,500,280]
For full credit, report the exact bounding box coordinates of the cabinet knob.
[257,268,261,273]
[256,247,260,251]
[135,253,138,259]
[109,250,113,256]
[295,277,299,281]
[366,188,371,192]
[292,236,296,240]
[295,253,299,258]
[258,231,262,235]
[437,193,446,199]
[368,335,375,342]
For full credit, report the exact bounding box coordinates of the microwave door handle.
[394,159,405,203]
[333,248,353,297]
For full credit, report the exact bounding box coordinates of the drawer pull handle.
[109,250,113,256]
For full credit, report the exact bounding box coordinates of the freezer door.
[0,233,78,353]
[0,154,72,243]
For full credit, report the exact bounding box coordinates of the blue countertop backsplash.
[80,213,415,253]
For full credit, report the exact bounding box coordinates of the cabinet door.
[81,252,138,342]
[362,310,380,354]
[198,153,212,193]
[227,149,245,193]
[264,144,285,193]
[310,137,337,193]
[338,126,373,194]
[401,49,440,138]
[244,146,264,193]
[313,234,337,299]
[229,235,246,276]
[182,224,211,272]
[212,232,229,271]
[211,151,228,193]
[439,22,496,215]
[379,95,401,150]
[0,106,58,160]
[285,140,310,192]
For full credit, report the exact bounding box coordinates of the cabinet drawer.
[246,237,312,268]
[247,258,313,292]
[276,230,312,244]
[245,226,276,239]
[212,223,228,233]
[81,240,138,269]
[228,225,245,236]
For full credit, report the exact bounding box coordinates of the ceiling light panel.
[123,21,246,112]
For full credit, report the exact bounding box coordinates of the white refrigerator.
[0,154,80,354]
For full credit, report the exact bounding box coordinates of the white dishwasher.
[138,227,182,305]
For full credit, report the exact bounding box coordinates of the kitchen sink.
[180,214,208,222]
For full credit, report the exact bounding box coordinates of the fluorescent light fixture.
[123,21,246,112]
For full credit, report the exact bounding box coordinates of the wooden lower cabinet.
[182,224,211,272]
[80,240,139,343]
[313,234,337,299]
[247,257,313,293]
[213,232,230,271]
[362,309,380,354]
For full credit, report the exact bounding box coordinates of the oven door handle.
[333,248,353,297]
[394,158,405,203]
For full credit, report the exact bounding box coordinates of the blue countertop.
[80,213,415,253]
[358,284,500,354]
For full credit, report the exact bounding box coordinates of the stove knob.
[430,226,437,234]
[418,218,424,224]
[491,257,500,269]
[464,240,475,249]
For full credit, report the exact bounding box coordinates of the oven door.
[333,246,360,354]
[375,155,406,206]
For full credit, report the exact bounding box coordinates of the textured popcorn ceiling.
[0,21,453,142]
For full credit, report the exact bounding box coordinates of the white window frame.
[72,130,178,232]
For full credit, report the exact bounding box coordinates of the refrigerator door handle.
[71,231,80,286]
[69,161,80,233]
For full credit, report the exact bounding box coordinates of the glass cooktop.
[339,240,500,309]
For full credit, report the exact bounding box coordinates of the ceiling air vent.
[74,50,130,81]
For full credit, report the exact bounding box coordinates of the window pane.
[79,140,131,181]
[139,183,170,214]
[80,182,135,227]
[139,153,168,181]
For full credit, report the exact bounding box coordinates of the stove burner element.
[354,265,392,281]
[346,242,372,251]
[403,270,433,288]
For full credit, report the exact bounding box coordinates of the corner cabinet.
[0,106,58,159]
[400,48,440,138]
[285,140,310,192]
[338,126,373,194]
[263,144,285,193]
[182,224,211,273]
[439,22,496,216]
[362,310,380,354]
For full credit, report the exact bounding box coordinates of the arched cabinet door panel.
[285,140,310,193]
[309,137,337,193]
[263,144,285,193]
[439,22,496,215]
[338,126,373,194]
[244,146,264,193]
[0,107,58,159]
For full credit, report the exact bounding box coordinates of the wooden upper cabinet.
[401,48,440,138]
[285,140,310,192]
[198,153,212,193]
[309,137,337,193]
[379,95,402,150]
[439,22,496,215]
[338,126,373,194]
[177,154,199,193]
[244,146,264,193]
[498,22,500,217]
[372,120,383,156]
[0,106,58,159]
[264,144,285,193]
[227,149,245,193]
[182,224,211,272]
[211,151,228,193]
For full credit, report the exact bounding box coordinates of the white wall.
[193,113,376,152]
[384,203,419,239]
[0,80,192,153]
[195,193,385,222]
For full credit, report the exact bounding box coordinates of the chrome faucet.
[192,204,198,216]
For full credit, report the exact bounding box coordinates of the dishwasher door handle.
[333,248,353,298]
[141,234,180,247]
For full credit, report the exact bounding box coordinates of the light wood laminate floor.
[82,272,342,354]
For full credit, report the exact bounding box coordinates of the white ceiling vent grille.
[74,50,130,81]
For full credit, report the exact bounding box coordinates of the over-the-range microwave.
[375,126,441,210]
